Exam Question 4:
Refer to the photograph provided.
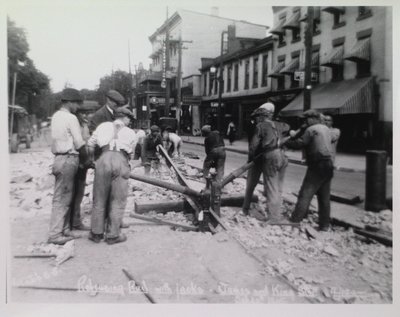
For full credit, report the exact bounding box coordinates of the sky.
[6,0,273,92]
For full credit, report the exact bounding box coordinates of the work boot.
[88,232,104,243]
[47,235,75,245]
[72,222,91,231]
[120,220,130,229]
[319,225,331,232]
[106,233,127,245]
[242,209,250,216]
[249,209,268,221]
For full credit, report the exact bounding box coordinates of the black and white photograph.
[1,0,398,315]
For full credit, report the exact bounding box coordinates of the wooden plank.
[14,254,56,258]
[331,191,362,205]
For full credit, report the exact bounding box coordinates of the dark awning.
[270,19,286,35]
[320,46,344,67]
[279,77,376,117]
[268,61,285,78]
[299,52,319,71]
[280,58,299,75]
[282,11,300,30]
[321,6,345,15]
[345,37,371,63]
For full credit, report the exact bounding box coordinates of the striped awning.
[279,77,376,117]
[270,19,286,35]
[345,37,371,63]
[321,6,345,15]
[299,52,319,71]
[280,58,299,75]
[268,61,285,78]
[282,11,300,30]
[321,46,344,67]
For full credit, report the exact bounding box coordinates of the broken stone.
[379,210,392,221]
[323,245,340,257]
[11,173,33,183]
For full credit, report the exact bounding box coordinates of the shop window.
[261,55,268,87]
[244,60,250,89]
[291,73,299,88]
[356,61,371,78]
[277,76,285,90]
[253,57,259,88]
[331,65,344,82]
[209,73,213,96]
[221,68,224,93]
[234,64,239,91]
[203,74,207,96]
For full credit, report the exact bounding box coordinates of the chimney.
[211,7,219,17]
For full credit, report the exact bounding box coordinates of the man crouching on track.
[87,108,137,244]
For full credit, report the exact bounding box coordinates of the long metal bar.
[129,172,202,198]
[130,213,198,232]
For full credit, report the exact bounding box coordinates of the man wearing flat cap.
[88,90,125,134]
[285,109,334,231]
[48,88,89,245]
[141,125,162,175]
[242,102,289,223]
[86,107,137,244]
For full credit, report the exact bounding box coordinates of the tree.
[8,18,50,118]
[97,70,132,105]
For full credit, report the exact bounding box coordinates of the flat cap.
[106,90,125,105]
[61,88,83,102]
[150,125,160,132]
[300,109,321,119]
[259,102,275,113]
[201,125,211,133]
[114,107,135,119]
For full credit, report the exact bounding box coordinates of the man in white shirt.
[162,129,182,158]
[87,108,137,244]
[48,88,88,245]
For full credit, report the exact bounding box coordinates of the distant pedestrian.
[226,121,236,145]
[201,125,226,182]
[242,103,289,223]
[323,114,341,165]
[285,110,334,231]
[142,125,162,175]
[87,108,137,244]
[48,88,89,245]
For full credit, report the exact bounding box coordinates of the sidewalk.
[181,135,370,173]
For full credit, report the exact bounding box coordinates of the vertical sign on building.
[161,39,167,88]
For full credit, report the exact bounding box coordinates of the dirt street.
[8,144,392,303]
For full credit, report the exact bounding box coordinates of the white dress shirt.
[87,120,137,154]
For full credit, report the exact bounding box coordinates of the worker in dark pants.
[201,125,226,182]
[48,88,89,245]
[285,109,334,231]
[142,125,162,175]
[87,108,137,244]
[242,103,289,223]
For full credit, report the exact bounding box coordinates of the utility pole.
[128,40,133,108]
[303,6,314,111]
[165,7,171,117]
[217,31,228,132]
[9,72,17,137]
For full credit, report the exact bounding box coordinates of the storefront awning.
[282,11,300,30]
[268,61,285,78]
[279,77,376,117]
[280,58,299,75]
[269,19,286,35]
[321,46,344,67]
[345,37,371,63]
[299,52,319,71]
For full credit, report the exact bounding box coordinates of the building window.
[333,11,345,29]
[292,28,301,42]
[253,57,259,88]
[221,68,224,93]
[291,73,299,88]
[357,61,370,78]
[357,6,372,20]
[244,60,250,89]
[278,33,286,47]
[203,74,207,96]
[209,73,213,95]
[261,55,268,87]
[227,65,232,92]
[214,70,218,94]
[234,64,239,91]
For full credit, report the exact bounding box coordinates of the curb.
[183,140,365,173]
